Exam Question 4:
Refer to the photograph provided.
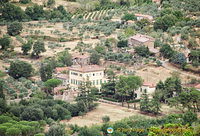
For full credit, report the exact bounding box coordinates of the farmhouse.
[72,54,90,65]
[55,74,69,86]
[134,14,153,22]
[135,81,156,99]
[69,65,107,90]
[128,34,155,48]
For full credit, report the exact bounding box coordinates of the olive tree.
[7,22,23,36]
[8,60,33,79]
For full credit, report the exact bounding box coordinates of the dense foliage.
[7,22,23,36]
[8,60,33,79]
[0,115,45,136]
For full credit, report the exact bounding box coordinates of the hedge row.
[103,97,119,102]
[127,99,140,103]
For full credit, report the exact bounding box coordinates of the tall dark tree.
[90,51,100,65]
[0,80,4,100]
[149,93,162,115]
[40,61,53,82]
[174,76,182,95]
[0,79,7,114]
[102,70,117,95]
[140,89,150,113]
[32,38,46,58]
[76,79,96,111]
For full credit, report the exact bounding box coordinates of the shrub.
[19,93,24,99]
[19,0,30,4]
[34,133,45,136]
[156,60,162,66]
[24,80,32,89]
[7,22,23,36]
[102,115,110,123]
[127,99,140,103]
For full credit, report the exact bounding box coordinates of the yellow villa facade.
[69,65,107,90]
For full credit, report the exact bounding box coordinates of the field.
[60,102,180,127]
[135,65,190,84]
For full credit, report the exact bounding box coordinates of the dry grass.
[135,65,189,84]
[60,102,148,127]
[60,102,180,127]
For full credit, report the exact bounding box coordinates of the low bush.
[103,97,119,102]
[127,99,140,103]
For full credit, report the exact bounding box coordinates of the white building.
[134,14,153,22]
[135,82,156,99]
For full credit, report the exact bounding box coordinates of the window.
[80,74,82,77]
[71,72,78,76]
[140,88,142,92]
[93,80,95,85]
[71,79,73,84]
[100,79,102,84]
[100,72,102,75]
[76,80,77,85]
[135,93,137,98]
[96,80,98,85]
[93,73,95,76]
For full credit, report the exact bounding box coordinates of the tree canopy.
[8,60,33,79]
[7,22,23,36]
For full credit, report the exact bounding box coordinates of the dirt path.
[161,61,200,79]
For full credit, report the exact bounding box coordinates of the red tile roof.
[195,84,200,89]
[56,74,69,79]
[54,67,69,73]
[69,65,104,73]
[143,81,156,88]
